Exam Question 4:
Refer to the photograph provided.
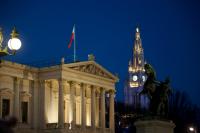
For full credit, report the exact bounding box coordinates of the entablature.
[0,60,38,80]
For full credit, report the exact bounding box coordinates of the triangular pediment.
[64,61,118,81]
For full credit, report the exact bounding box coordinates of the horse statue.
[141,63,171,116]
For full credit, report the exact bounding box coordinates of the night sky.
[0,0,200,105]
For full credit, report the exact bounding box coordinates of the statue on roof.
[0,28,3,48]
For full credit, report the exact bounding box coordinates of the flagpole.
[74,24,76,62]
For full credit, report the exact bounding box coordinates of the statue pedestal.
[134,119,175,133]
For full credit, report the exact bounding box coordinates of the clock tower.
[124,27,149,110]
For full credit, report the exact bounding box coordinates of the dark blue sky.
[1,0,200,105]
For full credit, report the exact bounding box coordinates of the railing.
[46,123,58,129]
[15,122,31,129]
[15,123,113,133]
[45,123,111,132]
[64,123,70,129]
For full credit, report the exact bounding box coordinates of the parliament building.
[0,57,118,133]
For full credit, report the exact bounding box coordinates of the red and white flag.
[68,25,75,48]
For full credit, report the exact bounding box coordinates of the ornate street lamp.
[0,27,22,57]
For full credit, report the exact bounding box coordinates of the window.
[21,102,28,123]
[2,99,10,119]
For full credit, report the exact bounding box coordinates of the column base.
[134,119,175,133]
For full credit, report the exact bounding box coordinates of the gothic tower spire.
[129,27,145,88]
[133,27,144,71]
[125,27,149,109]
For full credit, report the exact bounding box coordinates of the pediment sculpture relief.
[69,64,113,79]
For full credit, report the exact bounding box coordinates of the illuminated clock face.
[142,76,146,82]
[133,75,138,81]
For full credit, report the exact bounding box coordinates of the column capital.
[38,80,45,84]
[80,83,88,90]
[84,83,92,88]
[100,87,105,91]
[96,91,100,98]
[91,85,97,91]
[67,81,76,87]
[58,79,67,87]
[93,85,101,90]
[49,80,53,88]
[108,89,116,95]
[14,77,21,81]
[33,79,39,83]
[58,78,66,82]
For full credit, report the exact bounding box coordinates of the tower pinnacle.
[136,27,139,32]
[135,27,140,40]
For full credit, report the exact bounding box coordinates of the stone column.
[49,81,53,123]
[39,80,46,129]
[58,79,65,128]
[29,80,33,127]
[19,80,23,123]
[91,86,96,130]
[100,88,105,130]
[96,91,100,127]
[69,81,76,128]
[33,80,39,129]
[13,78,20,122]
[109,90,115,133]
[81,83,86,129]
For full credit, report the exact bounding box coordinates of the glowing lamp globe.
[8,38,21,51]
[189,127,194,131]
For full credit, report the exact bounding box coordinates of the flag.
[68,25,75,48]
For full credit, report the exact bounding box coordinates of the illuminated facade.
[0,58,118,133]
[124,28,149,109]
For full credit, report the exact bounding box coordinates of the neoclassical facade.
[0,58,118,133]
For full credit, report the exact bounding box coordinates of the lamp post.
[0,27,22,57]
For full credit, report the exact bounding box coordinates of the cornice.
[0,60,38,72]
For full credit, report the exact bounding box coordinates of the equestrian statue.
[141,63,172,117]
